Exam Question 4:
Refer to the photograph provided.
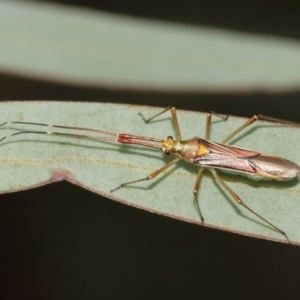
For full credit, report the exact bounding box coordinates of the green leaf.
[1,1,300,91]
[0,101,299,244]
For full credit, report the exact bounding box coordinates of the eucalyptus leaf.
[1,1,300,91]
[0,101,299,244]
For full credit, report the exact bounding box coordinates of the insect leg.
[193,167,205,223]
[209,168,290,243]
[222,115,258,144]
[258,115,300,127]
[192,112,216,222]
[204,111,231,139]
[205,113,212,140]
[111,157,181,192]
[193,112,231,223]
[139,106,182,141]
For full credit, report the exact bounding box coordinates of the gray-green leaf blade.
[0,102,299,244]
[1,1,300,91]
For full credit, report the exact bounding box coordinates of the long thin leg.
[192,112,214,222]
[139,106,182,141]
[111,157,181,192]
[206,111,229,139]
[192,111,230,222]
[258,115,300,127]
[209,168,290,243]
[222,115,258,144]
[222,113,300,144]
[193,167,205,222]
[205,113,212,140]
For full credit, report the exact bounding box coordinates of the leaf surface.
[1,1,300,91]
[0,101,299,244]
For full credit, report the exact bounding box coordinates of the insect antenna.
[0,121,119,143]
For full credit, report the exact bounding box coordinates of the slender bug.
[0,107,299,243]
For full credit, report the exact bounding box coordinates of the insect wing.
[192,139,300,180]
[247,155,300,180]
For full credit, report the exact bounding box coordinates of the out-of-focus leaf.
[1,1,300,91]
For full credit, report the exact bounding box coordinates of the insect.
[0,106,299,243]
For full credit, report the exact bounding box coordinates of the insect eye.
[167,136,173,140]
[165,150,171,155]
